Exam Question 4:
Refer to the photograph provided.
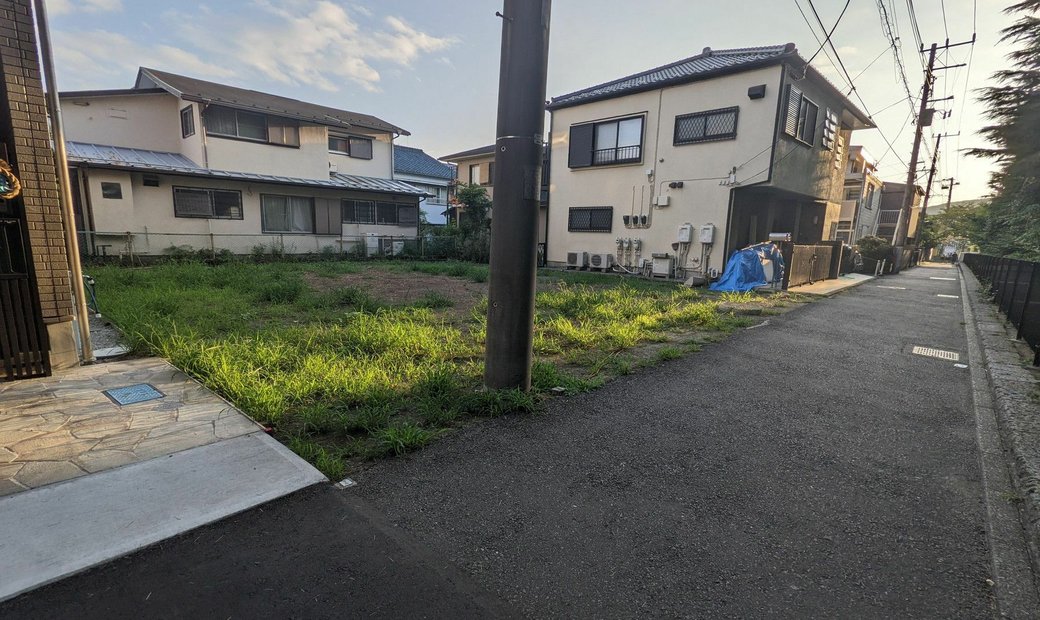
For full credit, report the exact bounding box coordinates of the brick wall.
[0,0,73,325]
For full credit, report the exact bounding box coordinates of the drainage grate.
[912,346,961,362]
[103,383,165,406]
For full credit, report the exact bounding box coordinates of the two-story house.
[838,145,883,243]
[60,67,426,256]
[875,182,924,245]
[544,43,873,279]
[392,145,455,226]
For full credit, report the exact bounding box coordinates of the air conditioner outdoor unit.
[588,253,614,270]
[378,238,404,256]
[566,251,588,269]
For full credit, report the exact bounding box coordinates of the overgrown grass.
[90,259,790,477]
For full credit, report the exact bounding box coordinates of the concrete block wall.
[0,0,78,368]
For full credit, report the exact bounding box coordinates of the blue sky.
[50,0,1013,202]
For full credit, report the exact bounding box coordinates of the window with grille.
[568,206,613,232]
[261,194,314,233]
[673,107,738,145]
[342,199,375,223]
[174,187,242,219]
[376,202,399,224]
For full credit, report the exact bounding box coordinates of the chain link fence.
[77,231,464,262]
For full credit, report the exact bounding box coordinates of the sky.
[48,0,1016,203]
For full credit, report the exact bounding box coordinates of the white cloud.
[53,30,234,89]
[52,0,455,93]
[49,0,122,16]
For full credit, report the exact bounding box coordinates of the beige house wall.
[60,92,182,153]
[454,154,496,201]
[80,169,419,255]
[546,65,782,272]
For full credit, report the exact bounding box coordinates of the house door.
[0,169,51,380]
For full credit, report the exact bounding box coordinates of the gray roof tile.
[66,141,426,196]
[394,145,456,180]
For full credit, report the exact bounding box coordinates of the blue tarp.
[709,243,785,292]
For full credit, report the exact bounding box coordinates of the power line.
[806,0,853,65]
[939,0,950,41]
[792,0,855,92]
[875,0,919,119]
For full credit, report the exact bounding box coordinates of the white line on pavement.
[938,294,960,299]
[930,277,958,281]
[877,285,907,290]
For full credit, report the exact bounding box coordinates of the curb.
[960,263,1040,616]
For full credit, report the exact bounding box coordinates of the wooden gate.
[0,206,50,380]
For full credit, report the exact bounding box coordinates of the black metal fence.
[963,253,1040,366]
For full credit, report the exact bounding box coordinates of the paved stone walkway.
[0,357,259,495]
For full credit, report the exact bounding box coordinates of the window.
[142,174,160,187]
[568,116,643,168]
[100,182,122,199]
[469,163,480,185]
[376,201,398,224]
[204,105,299,147]
[173,187,243,219]
[180,105,195,138]
[863,185,876,210]
[568,207,613,232]
[844,188,859,201]
[268,118,300,147]
[782,85,819,146]
[261,195,314,233]
[674,107,739,145]
[821,108,839,150]
[398,204,418,227]
[342,200,375,223]
[487,162,495,185]
[328,134,373,159]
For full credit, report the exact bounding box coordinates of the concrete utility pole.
[893,43,936,258]
[940,177,959,211]
[484,0,552,390]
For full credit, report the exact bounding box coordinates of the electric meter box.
[699,224,716,244]
[677,223,693,243]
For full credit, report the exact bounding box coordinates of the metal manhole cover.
[103,383,165,406]
[911,346,960,362]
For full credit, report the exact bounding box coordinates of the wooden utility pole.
[485,0,552,390]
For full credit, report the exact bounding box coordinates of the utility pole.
[893,43,936,261]
[940,177,959,211]
[485,0,552,390]
[921,132,958,219]
[893,38,973,266]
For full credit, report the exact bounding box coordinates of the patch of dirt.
[304,267,487,312]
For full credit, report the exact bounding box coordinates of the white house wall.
[80,169,420,255]
[328,132,393,178]
[546,65,782,273]
[60,93,182,153]
[203,124,331,181]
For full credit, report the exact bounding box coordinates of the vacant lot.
[91,260,805,477]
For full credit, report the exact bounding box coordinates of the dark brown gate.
[0,190,50,380]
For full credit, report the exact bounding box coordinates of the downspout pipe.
[32,0,94,363]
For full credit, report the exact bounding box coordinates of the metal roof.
[440,144,495,162]
[394,145,456,180]
[66,141,426,196]
[135,67,410,136]
[548,45,794,110]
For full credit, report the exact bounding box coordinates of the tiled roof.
[134,67,409,136]
[66,141,426,196]
[548,44,794,110]
[440,144,495,162]
[394,145,456,180]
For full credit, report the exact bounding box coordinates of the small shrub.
[656,346,682,362]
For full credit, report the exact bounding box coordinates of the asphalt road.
[355,264,995,618]
[3,264,1001,618]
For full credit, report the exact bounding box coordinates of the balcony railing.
[592,145,641,165]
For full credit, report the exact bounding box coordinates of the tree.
[426,183,492,262]
[967,0,1040,260]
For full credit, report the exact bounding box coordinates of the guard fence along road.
[962,253,1040,366]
